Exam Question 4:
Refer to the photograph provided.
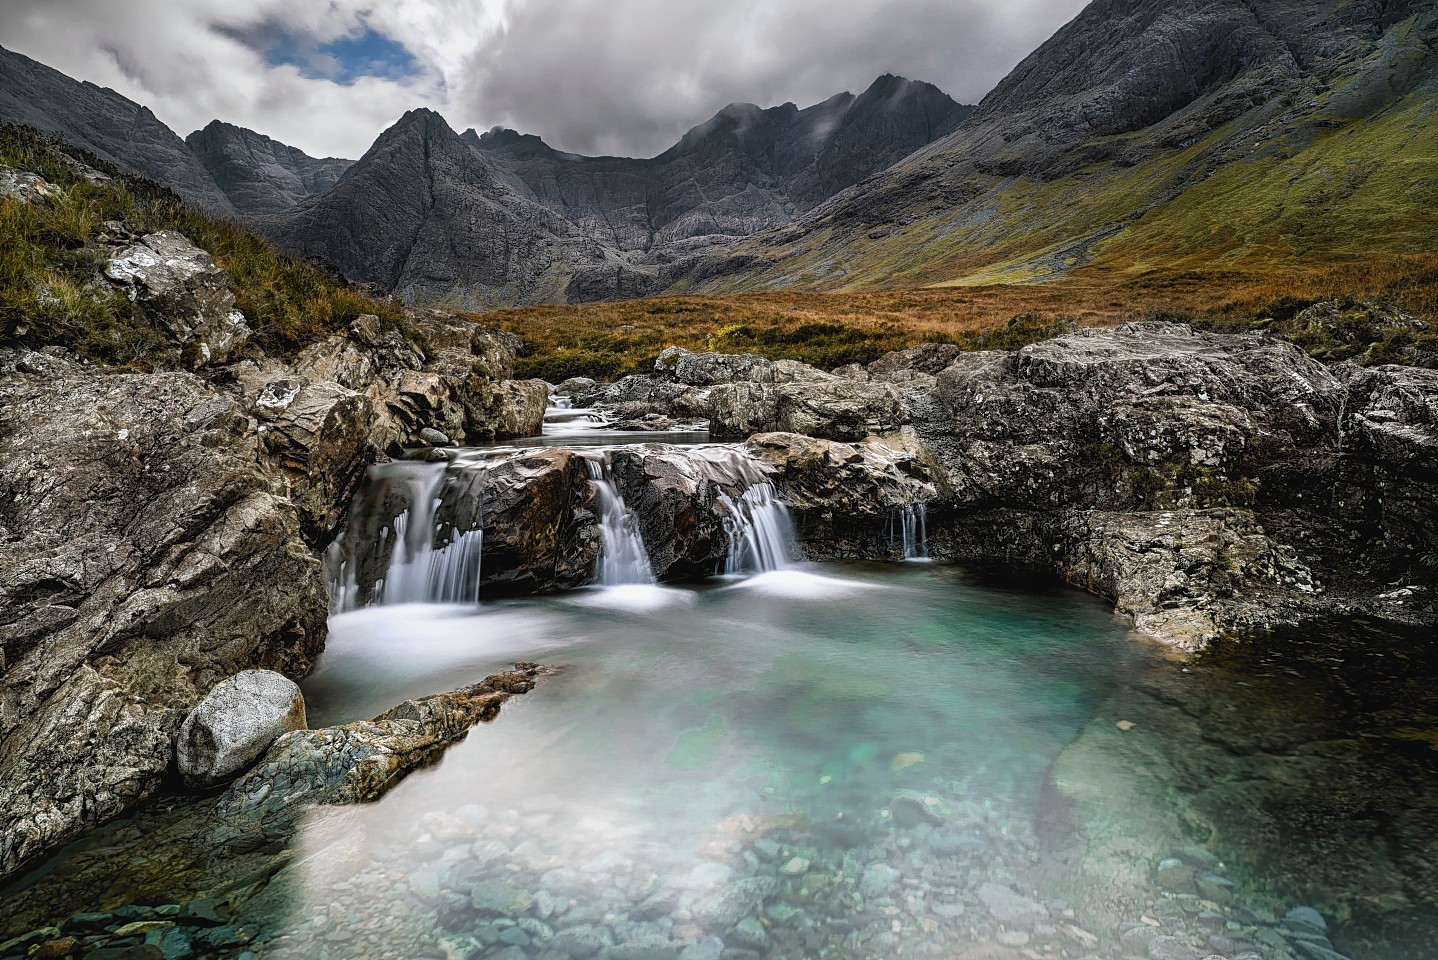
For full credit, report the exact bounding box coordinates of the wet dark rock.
[1146,937,1204,960]
[1283,906,1328,935]
[216,664,549,816]
[470,881,535,918]
[976,882,1047,928]
[609,935,678,960]
[549,924,611,958]
[744,433,943,560]
[725,918,768,951]
[692,877,777,929]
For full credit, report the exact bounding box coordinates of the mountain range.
[0,43,969,306]
[684,0,1438,294]
[2,0,1436,309]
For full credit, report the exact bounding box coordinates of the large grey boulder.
[177,670,307,788]
[104,230,252,366]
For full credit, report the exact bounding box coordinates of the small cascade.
[720,483,798,575]
[543,405,612,433]
[584,457,656,586]
[897,502,929,561]
[328,461,486,611]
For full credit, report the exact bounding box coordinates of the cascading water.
[327,462,486,611]
[584,456,656,586]
[894,502,929,561]
[720,482,798,575]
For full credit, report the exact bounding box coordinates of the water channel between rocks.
[2,415,1435,960]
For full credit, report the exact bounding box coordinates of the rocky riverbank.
[562,325,1437,649]
[4,275,1435,923]
[0,216,549,879]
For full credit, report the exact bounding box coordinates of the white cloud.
[0,0,1087,159]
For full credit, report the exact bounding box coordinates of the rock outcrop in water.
[0,265,548,879]
[560,324,1437,649]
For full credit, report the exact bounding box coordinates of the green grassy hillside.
[0,124,400,367]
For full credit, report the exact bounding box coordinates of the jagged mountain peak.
[185,117,353,217]
[678,0,1438,295]
[0,44,235,214]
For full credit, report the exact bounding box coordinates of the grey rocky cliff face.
[263,109,601,310]
[467,75,971,253]
[186,120,351,217]
[0,45,235,215]
[0,285,545,879]
[265,78,969,308]
[674,0,1438,290]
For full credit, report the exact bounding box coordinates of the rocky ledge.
[0,664,550,958]
[0,224,549,879]
[557,323,1436,649]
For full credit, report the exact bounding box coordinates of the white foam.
[565,584,700,614]
[725,569,888,599]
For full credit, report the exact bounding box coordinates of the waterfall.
[328,462,486,611]
[898,503,929,561]
[585,457,656,586]
[720,483,798,575]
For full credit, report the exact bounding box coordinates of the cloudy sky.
[0,0,1088,160]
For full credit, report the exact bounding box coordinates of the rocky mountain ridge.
[264,76,971,307]
[186,119,352,216]
[463,75,971,252]
[0,45,236,215]
[0,42,972,306]
[681,0,1438,293]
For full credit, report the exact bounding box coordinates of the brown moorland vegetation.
[483,256,1438,382]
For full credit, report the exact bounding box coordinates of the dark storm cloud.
[455,0,1089,157]
[0,0,1088,159]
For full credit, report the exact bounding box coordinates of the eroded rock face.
[745,432,946,560]
[177,670,307,788]
[592,347,908,441]
[104,231,253,366]
[895,322,1434,648]
[0,350,326,878]
[0,301,538,879]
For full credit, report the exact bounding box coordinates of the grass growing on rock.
[0,124,401,366]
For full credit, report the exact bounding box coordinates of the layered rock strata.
[0,280,548,879]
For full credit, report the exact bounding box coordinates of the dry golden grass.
[484,255,1438,381]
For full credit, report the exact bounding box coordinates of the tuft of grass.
[0,124,402,366]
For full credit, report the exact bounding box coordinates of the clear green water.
[5,563,1434,959]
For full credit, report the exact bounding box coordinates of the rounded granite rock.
[176,670,306,788]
